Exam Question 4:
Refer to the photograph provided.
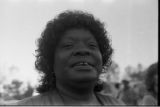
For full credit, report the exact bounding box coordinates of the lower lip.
[72,65,93,71]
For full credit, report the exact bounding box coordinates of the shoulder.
[96,92,125,105]
[9,90,60,105]
[9,93,47,105]
[143,94,156,102]
[141,94,157,105]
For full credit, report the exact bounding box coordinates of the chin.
[67,68,99,84]
[71,75,98,83]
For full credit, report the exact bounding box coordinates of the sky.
[0,0,158,85]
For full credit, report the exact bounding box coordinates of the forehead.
[61,29,97,41]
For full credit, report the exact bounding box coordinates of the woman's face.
[54,29,103,86]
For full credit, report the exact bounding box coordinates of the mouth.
[71,61,94,67]
[70,61,98,77]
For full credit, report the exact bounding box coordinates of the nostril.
[73,50,90,56]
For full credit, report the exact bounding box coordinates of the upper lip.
[71,61,94,67]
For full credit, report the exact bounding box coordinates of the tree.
[104,61,120,82]
[124,64,145,82]
[2,79,34,100]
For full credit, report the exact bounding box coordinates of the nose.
[72,45,90,57]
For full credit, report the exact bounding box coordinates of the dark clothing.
[10,89,124,105]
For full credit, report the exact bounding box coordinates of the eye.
[88,42,98,49]
[62,43,74,49]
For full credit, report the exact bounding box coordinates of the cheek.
[94,51,103,74]
[54,50,71,64]
[53,52,70,75]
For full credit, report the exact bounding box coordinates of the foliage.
[2,79,34,100]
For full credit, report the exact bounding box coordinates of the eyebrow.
[63,36,96,42]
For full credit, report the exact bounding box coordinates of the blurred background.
[0,0,158,105]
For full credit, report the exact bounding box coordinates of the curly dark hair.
[35,10,113,93]
[145,62,158,98]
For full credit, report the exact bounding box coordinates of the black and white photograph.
[0,0,158,106]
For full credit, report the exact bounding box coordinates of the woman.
[118,80,138,105]
[12,10,124,105]
[140,63,158,105]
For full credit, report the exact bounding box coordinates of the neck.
[55,81,99,105]
[56,81,96,100]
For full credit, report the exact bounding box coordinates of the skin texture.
[54,29,102,83]
[53,29,103,104]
